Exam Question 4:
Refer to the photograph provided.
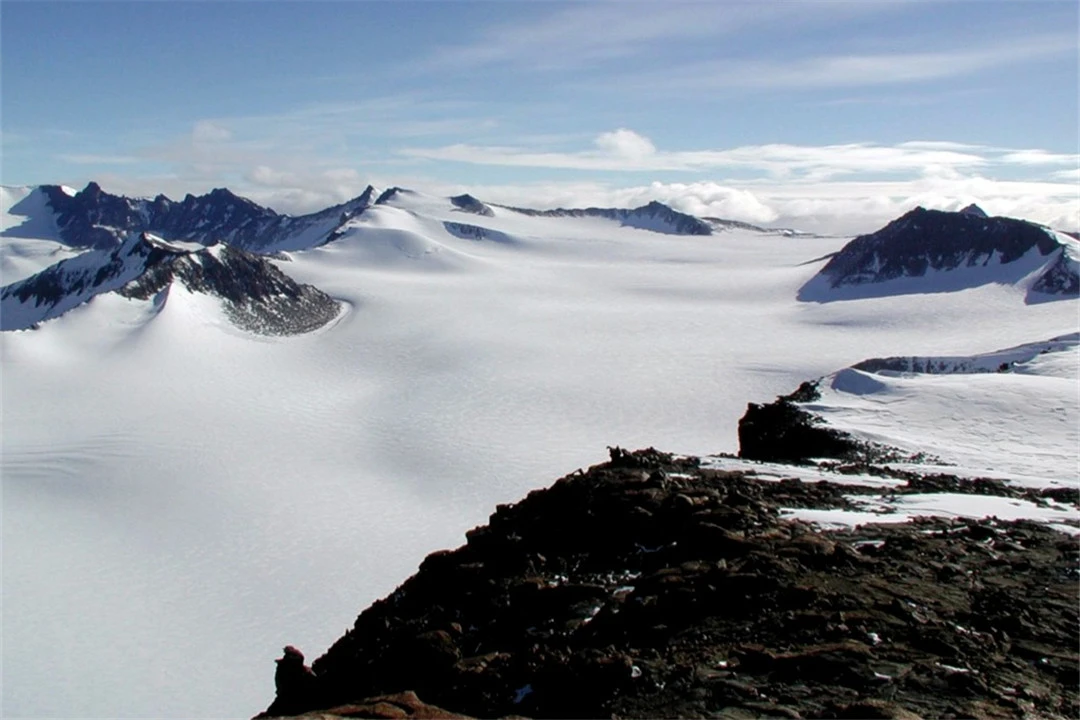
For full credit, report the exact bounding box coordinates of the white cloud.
[246,165,295,187]
[1001,150,1080,166]
[402,131,991,177]
[899,141,991,152]
[594,129,656,159]
[192,120,232,144]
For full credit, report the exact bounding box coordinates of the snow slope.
[1,185,82,283]
[2,191,1078,718]
[801,335,1079,486]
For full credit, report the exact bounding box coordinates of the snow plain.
[2,188,1078,718]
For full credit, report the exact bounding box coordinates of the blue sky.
[2,0,1078,233]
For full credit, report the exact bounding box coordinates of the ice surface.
[2,199,1078,717]
[806,338,1079,483]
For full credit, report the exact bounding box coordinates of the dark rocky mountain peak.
[799,206,1077,302]
[375,187,410,205]
[39,182,156,250]
[959,203,988,218]
[449,194,494,217]
[353,185,378,206]
[78,181,105,199]
[618,201,713,235]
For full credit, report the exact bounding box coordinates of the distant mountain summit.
[1,232,340,334]
[33,182,378,253]
[504,200,714,236]
[799,205,1079,302]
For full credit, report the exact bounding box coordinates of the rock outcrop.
[255,448,1079,719]
[737,381,861,463]
[449,194,495,218]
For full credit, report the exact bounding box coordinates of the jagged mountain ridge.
[800,205,1079,302]
[7,185,1078,333]
[1,182,789,331]
[7,183,789,261]
[32,182,379,252]
[1,232,340,334]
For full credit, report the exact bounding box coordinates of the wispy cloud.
[1001,149,1080,166]
[401,129,993,177]
[58,153,144,165]
[415,3,766,72]
[622,33,1078,92]
[401,129,1080,184]
[413,2,908,75]
[1051,168,1080,181]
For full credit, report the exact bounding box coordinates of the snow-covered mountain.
[1,232,340,334]
[799,205,1079,302]
[501,199,714,235]
[5,182,379,254]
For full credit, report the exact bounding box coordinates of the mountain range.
[3,183,1076,335]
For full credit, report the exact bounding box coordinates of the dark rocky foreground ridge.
[256,448,1079,720]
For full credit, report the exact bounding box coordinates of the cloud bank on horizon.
[2,1,1077,236]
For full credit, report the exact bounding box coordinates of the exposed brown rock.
[255,448,1079,719]
[261,691,471,719]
